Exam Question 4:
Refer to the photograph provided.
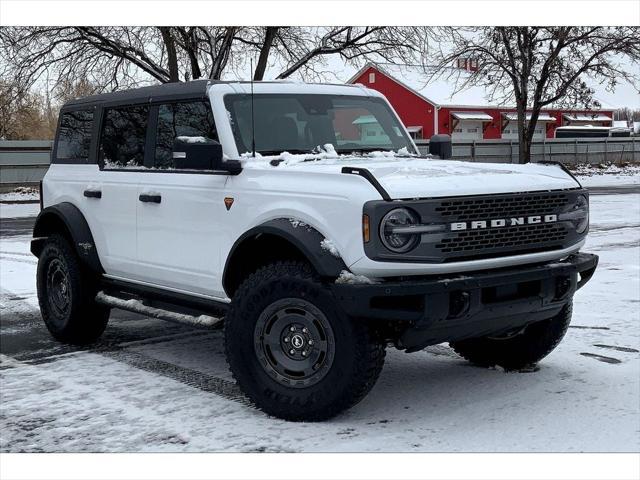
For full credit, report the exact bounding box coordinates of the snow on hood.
[240,146,579,199]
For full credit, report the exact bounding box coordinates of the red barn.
[347,63,614,140]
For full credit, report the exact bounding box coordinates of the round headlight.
[575,194,589,234]
[379,208,421,253]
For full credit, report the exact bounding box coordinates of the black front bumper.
[331,252,598,352]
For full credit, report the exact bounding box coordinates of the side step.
[96,291,224,329]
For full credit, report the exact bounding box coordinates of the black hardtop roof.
[61,79,363,109]
[63,79,213,109]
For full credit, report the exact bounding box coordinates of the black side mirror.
[172,138,242,175]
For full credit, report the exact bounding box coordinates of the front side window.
[56,110,93,162]
[154,101,218,169]
[224,94,415,156]
[100,105,149,169]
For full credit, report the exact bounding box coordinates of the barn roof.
[348,63,620,110]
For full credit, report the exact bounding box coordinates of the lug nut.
[308,339,314,346]
[290,326,296,332]
[302,327,308,333]
[301,351,307,357]
[289,349,295,355]
[284,337,289,343]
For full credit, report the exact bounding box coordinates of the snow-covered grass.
[1,194,638,452]
[0,187,39,202]
[574,163,640,187]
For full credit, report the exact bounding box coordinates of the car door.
[135,100,229,299]
[81,104,150,280]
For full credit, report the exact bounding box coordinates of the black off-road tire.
[224,261,386,421]
[450,303,573,371]
[36,234,110,344]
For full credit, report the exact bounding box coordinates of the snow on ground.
[0,195,638,452]
[0,203,40,218]
[574,163,640,187]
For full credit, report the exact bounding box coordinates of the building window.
[368,72,376,84]
[467,128,478,133]
[454,128,463,133]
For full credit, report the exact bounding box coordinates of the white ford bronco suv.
[32,80,598,421]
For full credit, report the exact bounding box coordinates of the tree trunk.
[516,104,529,164]
[159,27,179,83]
[253,27,278,81]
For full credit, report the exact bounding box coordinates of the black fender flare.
[31,202,104,273]
[223,218,348,288]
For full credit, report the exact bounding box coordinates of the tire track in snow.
[99,350,248,406]
[0,254,37,265]
[579,352,622,364]
[0,289,248,407]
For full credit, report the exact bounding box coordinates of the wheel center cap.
[291,334,305,349]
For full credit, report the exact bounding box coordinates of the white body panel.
[135,172,228,299]
[43,165,140,278]
[42,81,584,302]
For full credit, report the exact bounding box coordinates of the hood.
[241,151,580,200]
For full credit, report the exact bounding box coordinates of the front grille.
[437,223,569,254]
[433,192,571,261]
[435,193,569,221]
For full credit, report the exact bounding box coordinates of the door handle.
[84,189,102,199]
[139,193,161,204]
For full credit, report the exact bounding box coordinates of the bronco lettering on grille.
[450,214,558,231]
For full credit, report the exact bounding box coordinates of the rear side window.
[55,110,93,162]
[100,105,149,169]
[154,101,218,169]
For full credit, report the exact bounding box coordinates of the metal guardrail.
[0,137,638,191]
[415,137,639,164]
[0,141,52,191]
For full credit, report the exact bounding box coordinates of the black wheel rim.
[254,298,335,388]
[46,257,71,318]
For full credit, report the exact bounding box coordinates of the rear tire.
[36,234,110,344]
[225,261,385,421]
[450,303,572,370]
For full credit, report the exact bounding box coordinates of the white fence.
[0,141,53,190]
[1,137,639,191]
[415,137,640,164]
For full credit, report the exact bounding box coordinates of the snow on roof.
[563,113,613,122]
[503,113,556,122]
[352,115,377,125]
[556,125,611,130]
[348,63,625,110]
[406,126,423,132]
[359,63,493,107]
[451,111,493,121]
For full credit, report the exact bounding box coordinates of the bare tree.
[0,82,55,139]
[0,26,432,89]
[430,27,640,163]
[614,107,640,122]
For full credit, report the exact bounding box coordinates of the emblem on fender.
[450,214,558,231]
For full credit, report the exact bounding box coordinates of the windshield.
[224,93,416,156]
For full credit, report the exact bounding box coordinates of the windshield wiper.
[256,149,311,156]
[334,147,394,154]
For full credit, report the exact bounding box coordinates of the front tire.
[450,303,573,370]
[36,234,110,344]
[224,261,385,421]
